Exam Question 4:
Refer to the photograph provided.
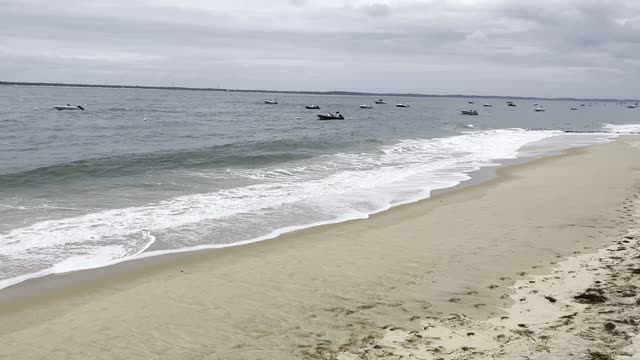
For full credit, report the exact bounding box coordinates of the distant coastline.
[1,80,637,103]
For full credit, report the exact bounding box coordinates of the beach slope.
[1,138,639,359]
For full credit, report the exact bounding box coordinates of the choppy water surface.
[1,85,639,288]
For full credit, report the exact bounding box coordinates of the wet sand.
[1,138,639,359]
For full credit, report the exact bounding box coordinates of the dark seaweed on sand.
[587,350,613,360]
[574,288,608,304]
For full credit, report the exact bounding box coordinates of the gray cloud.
[360,3,391,17]
[1,0,639,98]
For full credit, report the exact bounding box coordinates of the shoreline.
[0,133,610,295]
[1,137,639,359]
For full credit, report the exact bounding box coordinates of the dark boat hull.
[54,106,84,110]
[317,115,343,120]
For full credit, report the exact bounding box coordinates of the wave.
[0,138,353,188]
[602,123,640,134]
[0,128,576,290]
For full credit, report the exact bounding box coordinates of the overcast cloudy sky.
[1,0,639,98]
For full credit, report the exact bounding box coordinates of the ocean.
[1,85,638,289]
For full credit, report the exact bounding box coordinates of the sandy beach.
[1,137,640,360]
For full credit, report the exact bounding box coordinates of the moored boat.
[395,103,410,108]
[461,110,478,115]
[374,99,386,104]
[54,105,84,110]
[317,112,344,120]
[483,104,492,107]
[305,105,321,109]
[264,99,278,104]
[359,104,373,109]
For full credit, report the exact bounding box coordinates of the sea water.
[0,85,638,289]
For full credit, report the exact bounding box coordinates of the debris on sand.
[587,350,614,360]
[574,288,608,304]
[559,312,578,320]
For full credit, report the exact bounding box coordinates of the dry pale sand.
[1,138,639,360]
[340,225,640,359]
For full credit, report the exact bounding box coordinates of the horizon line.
[1,80,638,102]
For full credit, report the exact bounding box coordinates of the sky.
[1,0,639,98]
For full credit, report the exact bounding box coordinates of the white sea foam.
[0,128,615,290]
[602,123,640,134]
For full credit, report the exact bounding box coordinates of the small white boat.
[54,105,84,110]
[374,99,386,104]
[395,103,410,108]
[264,99,278,104]
[359,104,373,109]
[305,105,320,109]
[534,107,546,112]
